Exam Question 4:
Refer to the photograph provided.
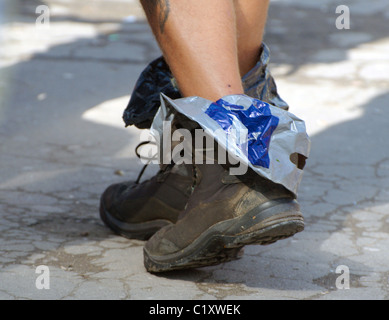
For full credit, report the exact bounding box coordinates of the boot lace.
[134,141,174,184]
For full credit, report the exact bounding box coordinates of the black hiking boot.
[99,162,193,240]
[144,162,304,272]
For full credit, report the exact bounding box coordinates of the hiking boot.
[99,111,200,241]
[99,162,193,240]
[100,42,292,242]
[144,162,304,272]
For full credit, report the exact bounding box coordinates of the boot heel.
[226,200,304,247]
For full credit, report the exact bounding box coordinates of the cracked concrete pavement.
[0,0,389,300]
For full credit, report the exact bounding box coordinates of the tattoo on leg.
[142,0,170,34]
[158,0,170,33]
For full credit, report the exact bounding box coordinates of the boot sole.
[144,199,304,272]
[99,201,172,241]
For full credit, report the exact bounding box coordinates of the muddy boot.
[100,43,295,243]
[99,111,201,241]
[144,161,304,272]
[99,162,193,240]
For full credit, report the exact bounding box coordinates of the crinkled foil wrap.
[151,93,311,196]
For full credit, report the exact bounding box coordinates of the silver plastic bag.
[151,93,311,196]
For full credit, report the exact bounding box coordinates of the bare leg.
[141,0,270,101]
[235,0,270,76]
[141,0,269,101]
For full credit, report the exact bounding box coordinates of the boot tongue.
[173,111,247,184]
